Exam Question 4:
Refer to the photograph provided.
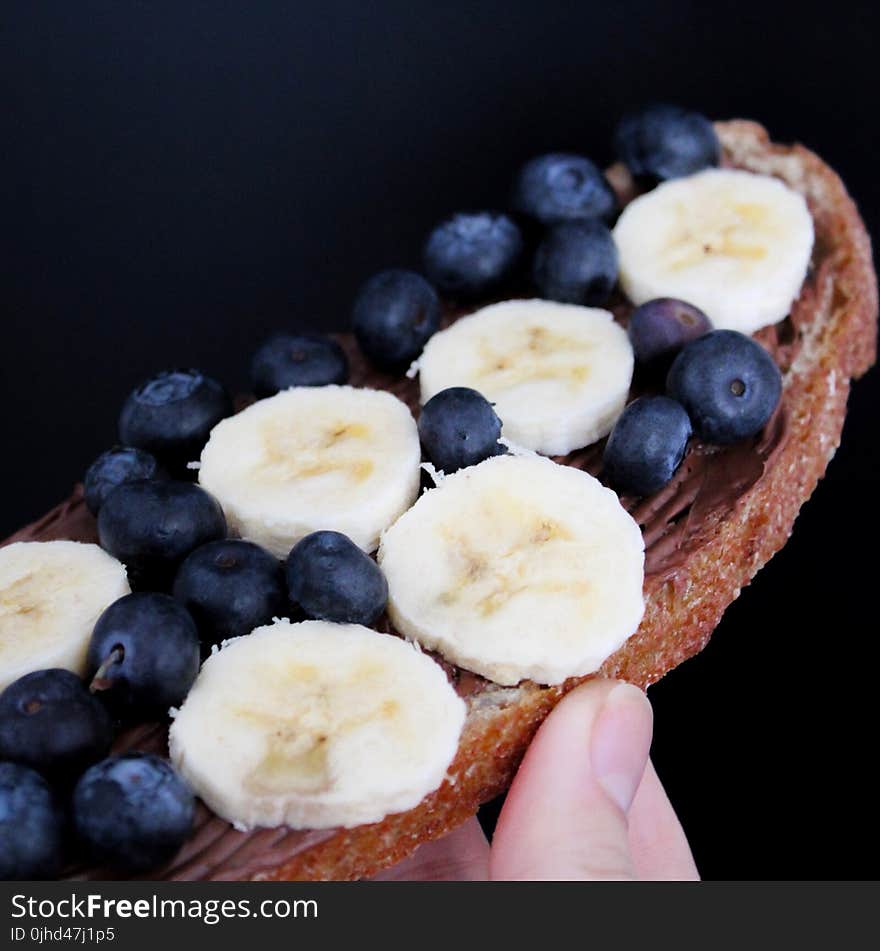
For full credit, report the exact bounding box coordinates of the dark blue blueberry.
[513,152,617,224]
[97,479,227,585]
[118,369,233,471]
[84,446,165,516]
[0,762,65,880]
[72,753,194,872]
[628,298,712,366]
[423,212,523,300]
[532,220,618,305]
[666,330,782,444]
[603,397,692,496]
[173,539,286,647]
[286,531,387,626]
[352,270,441,370]
[251,333,349,398]
[615,104,720,182]
[0,669,113,784]
[418,387,505,474]
[86,592,200,720]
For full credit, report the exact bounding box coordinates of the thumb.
[489,679,653,881]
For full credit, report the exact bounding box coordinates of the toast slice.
[6,120,876,881]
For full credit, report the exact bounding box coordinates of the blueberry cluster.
[345,106,718,370]
[345,103,739,480]
[0,676,194,879]
[603,307,782,496]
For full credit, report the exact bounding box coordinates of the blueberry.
[615,104,720,182]
[603,397,692,496]
[666,330,782,444]
[418,387,505,474]
[286,531,387,626]
[86,592,200,720]
[352,270,441,370]
[173,539,286,647]
[0,762,65,879]
[84,446,165,516]
[251,333,349,398]
[0,669,113,784]
[532,220,618,305]
[628,298,712,366]
[423,212,523,300]
[512,152,617,225]
[72,753,194,872]
[97,479,227,584]
[118,369,233,470]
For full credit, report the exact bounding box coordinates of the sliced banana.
[198,386,421,557]
[613,168,814,334]
[0,541,130,691]
[378,454,645,686]
[417,300,634,456]
[169,619,465,830]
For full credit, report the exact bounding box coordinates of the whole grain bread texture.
[5,120,877,880]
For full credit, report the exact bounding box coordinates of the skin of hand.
[374,679,699,881]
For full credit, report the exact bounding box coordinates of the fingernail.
[591,682,653,813]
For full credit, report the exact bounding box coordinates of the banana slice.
[0,541,130,690]
[198,386,421,556]
[417,300,634,456]
[378,454,645,686]
[613,168,814,334]
[169,619,465,830]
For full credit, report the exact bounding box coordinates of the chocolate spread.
[2,155,833,881]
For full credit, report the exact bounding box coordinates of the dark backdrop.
[2,1,878,879]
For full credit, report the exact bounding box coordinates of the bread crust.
[5,121,876,880]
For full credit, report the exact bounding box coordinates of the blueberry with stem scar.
[0,669,113,784]
[86,592,200,721]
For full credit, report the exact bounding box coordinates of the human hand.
[375,679,699,881]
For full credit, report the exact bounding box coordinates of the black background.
[1,1,878,880]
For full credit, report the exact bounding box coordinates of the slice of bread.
[6,120,876,881]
